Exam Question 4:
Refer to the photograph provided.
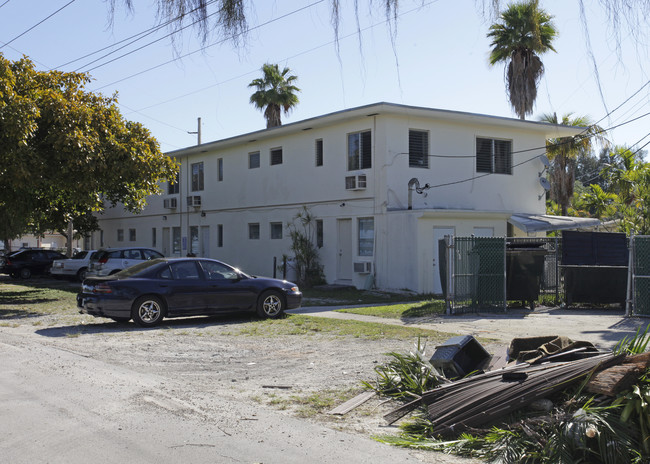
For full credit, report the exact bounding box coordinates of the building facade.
[91,103,580,293]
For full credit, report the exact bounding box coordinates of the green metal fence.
[449,237,506,314]
[632,236,650,316]
[444,236,562,314]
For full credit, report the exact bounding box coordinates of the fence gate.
[447,237,506,314]
[631,236,650,316]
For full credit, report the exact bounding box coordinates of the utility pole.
[187,117,201,145]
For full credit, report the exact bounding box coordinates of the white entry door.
[433,227,455,295]
[337,219,353,281]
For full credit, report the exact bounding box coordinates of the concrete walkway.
[288,305,650,349]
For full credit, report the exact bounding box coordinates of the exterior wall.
[92,104,574,293]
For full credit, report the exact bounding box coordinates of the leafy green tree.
[0,55,178,248]
[581,184,617,218]
[248,63,300,128]
[487,0,557,120]
[539,112,607,216]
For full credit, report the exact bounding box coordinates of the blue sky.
[1,0,649,154]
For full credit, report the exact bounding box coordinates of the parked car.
[87,247,164,276]
[50,250,99,281]
[77,258,302,326]
[0,249,66,279]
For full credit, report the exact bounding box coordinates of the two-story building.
[90,102,585,293]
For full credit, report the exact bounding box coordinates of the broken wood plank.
[261,385,292,389]
[327,391,376,415]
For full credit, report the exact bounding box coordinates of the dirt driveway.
[2,286,648,463]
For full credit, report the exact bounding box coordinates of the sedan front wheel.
[257,290,285,319]
[132,296,165,327]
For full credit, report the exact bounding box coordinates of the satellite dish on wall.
[539,155,551,168]
[539,177,551,191]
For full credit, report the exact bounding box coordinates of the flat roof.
[167,102,584,157]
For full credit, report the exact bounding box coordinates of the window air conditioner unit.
[345,174,367,190]
[163,198,177,209]
[353,262,372,274]
[187,195,202,208]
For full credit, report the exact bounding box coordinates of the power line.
[0,0,77,50]
[57,0,219,70]
[88,0,325,81]
[0,0,12,10]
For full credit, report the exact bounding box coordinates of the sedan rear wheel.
[132,296,165,327]
[257,290,285,319]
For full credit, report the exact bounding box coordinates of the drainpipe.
[407,178,431,210]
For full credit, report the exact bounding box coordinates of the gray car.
[50,250,99,281]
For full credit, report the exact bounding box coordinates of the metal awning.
[508,214,601,233]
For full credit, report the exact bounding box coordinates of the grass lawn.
[334,299,447,319]
[0,279,454,341]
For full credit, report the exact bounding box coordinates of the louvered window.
[409,130,429,168]
[315,139,323,166]
[348,130,372,170]
[249,151,260,169]
[270,147,283,165]
[476,138,512,174]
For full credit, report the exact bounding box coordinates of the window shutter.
[409,130,429,168]
[361,131,372,169]
[476,138,493,173]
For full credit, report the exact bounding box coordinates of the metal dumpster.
[506,242,546,309]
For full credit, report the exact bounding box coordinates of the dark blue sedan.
[77,258,302,327]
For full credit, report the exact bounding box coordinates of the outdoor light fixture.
[162,216,167,221]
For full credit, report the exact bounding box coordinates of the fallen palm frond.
[361,337,444,399]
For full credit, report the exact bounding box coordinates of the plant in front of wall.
[286,207,325,288]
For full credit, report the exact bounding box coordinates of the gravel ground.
[3,281,648,463]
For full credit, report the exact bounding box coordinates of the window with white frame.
[249,223,260,240]
[249,151,260,169]
[270,147,283,165]
[358,218,374,257]
[167,171,179,194]
[129,228,136,241]
[347,130,371,170]
[217,224,223,247]
[152,228,157,247]
[476,137,512,174]
[409,130,429,168]
[270,222,283,239]
[217,158,223,181]
[117,229,124,242]
[191,162,204,191]
[315,139,323,166]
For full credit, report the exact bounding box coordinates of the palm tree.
[487,1,557,120]
[248,64,300,128]
[540,112,607,216]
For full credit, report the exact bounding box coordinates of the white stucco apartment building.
[90,102,582,293]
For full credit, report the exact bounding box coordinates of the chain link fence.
[631,236,650,316]
[443,236,562,314]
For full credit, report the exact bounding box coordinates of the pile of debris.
[347,332,650,462]
[383,335,648,435]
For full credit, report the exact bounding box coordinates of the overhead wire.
[89,0,325,85]
[0,0,12,10]
[57,0,219,70]
[0,0,77,50]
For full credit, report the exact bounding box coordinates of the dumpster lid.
[509,214,601,233]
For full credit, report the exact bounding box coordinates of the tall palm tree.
[540,112,607,216]
[248,63,300,128]
[487,1,557,120]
